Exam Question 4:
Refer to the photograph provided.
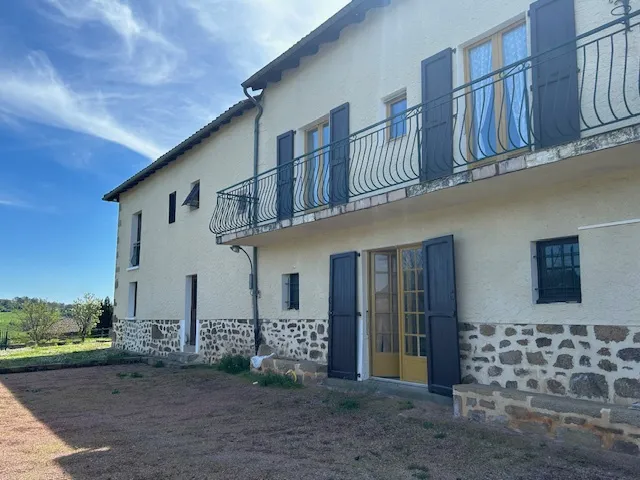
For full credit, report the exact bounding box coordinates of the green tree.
[21,300,60,343]
[97,297,114,331]
[71,294,103,341]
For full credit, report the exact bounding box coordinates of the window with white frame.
[282,273,299,310]
[127,282,138,319]
[130,212,142,267]
[304,121,330,210]
[386,94,408,140]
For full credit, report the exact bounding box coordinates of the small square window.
[535,237,581,303]
[283,273,299,310]
[386,96,407,139]
[183,181,200,210]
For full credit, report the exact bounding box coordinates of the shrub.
[217,354,250,374]
[21,300,60,343]
[153,360,165,368]
[71,293,103,341]
[256,371,300,388]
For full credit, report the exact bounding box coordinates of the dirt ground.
[1,365,639,480]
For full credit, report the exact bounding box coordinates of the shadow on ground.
[1,364,639,480]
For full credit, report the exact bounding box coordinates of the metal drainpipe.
[243,86,263,355]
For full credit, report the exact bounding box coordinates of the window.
[304,122,330,209]
[169,191,176,224]
[283,273,299,310]
[183,180,200,210]
[466,21,528,160]
[130,212,142,267]
[127,282,138,319]
[535,237,581,303]
[387,95,407,139]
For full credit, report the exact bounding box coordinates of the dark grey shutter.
[530,0,580,148]
[422,235,460,396]
[168,191,176,224]
[328,251,358,380]
[329,103,350,206]
[421,48,453,181]
[276,130,295,220]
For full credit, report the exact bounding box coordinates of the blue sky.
[0,0,347,303]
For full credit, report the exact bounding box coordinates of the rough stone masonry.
[459,323,640,405]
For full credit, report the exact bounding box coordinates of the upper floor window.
[183,180,200,210]
[304,121,330,209]
[387,95,407,139]
[130,212,142,268]
[466,21,528,161]
[535,236,581,304]
[169,191,176,224]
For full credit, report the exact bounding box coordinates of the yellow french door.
[399,246,427,384]
[370,252,400,378]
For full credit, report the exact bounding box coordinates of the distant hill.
[0,297,72,317]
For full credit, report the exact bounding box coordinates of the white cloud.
[0,0,352,168]
[182,0,350,76]
[0,192,58,213]
[0,52,163,159]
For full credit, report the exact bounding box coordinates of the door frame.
[184,274,199,353]
[366,243,427,384]
[368,250,400,379]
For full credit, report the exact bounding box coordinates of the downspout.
[243,86,263,355]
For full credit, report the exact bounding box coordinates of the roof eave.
[242,0,392,91]
[102,98,256,202]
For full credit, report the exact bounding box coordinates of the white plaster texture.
[113,112,256,323]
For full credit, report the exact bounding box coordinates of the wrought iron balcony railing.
[211,12,640,236]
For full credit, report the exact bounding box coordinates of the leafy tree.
[97,296,114,331]
[71,294,103,341]
[21,300,60,343]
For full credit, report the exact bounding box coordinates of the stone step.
[166,352,202,364]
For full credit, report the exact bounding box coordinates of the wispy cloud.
[0,0,350,170]
[182,0,350,76]
[0,193,58,213]
[0,52,163,159]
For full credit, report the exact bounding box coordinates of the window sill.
[536,299,582,305]
[127,266,140,272]
[125,317,137,322]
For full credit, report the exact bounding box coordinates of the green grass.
[0,311,28,343]
[0,339,124,368]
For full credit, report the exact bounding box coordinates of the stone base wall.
[454,384,640,456]
[260,318,329,364]
[198,319,255,363]
[112,318,181,356]
[459,323,640,405]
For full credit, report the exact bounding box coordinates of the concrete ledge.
[454,384,640,456]
[324,377,452,406]
[0,356,144,374]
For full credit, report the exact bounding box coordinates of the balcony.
[211,13,640,243]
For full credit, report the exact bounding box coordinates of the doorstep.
[454,384,640,456]
[323,377,452,406]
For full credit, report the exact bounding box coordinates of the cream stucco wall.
[257,167,640,328]
[256,0,638,175]
[113,111,257,322]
